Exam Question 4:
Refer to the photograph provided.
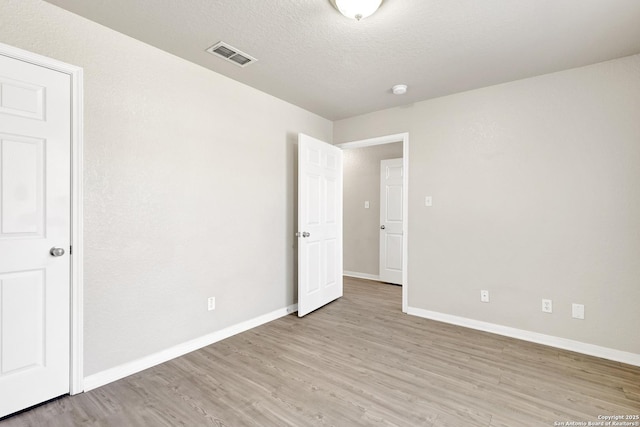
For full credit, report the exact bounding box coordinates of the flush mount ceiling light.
[330,0,384,21]
[392,84,408,95]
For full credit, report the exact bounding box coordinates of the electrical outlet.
[572,303,584,319]
[542,299,552,313]
[480,290,489,303]
[207,297,216,311]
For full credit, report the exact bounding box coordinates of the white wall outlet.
[542,299,552,313]
[207,296,216,311]
[572,303,584,319]
[364,201,370,209]
[480,290,489,303]
[425,196,433,207]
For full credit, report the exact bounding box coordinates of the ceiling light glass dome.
[332,0,383,21]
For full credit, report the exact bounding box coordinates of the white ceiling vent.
[206,41,257,68]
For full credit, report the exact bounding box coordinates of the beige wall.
[343,143,403,276]
[0,0,332,376]
[335,55,640,355]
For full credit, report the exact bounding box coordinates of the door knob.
[380,225,386,230]
[302,232,311,238]
[50,247,65,257]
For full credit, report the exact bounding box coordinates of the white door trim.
[337,133,409,313]
[0,42,84,394]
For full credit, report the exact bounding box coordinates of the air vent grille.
[206,42,257,68]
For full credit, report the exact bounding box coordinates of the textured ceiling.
[45,0,640,120]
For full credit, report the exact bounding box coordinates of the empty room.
[0,0,639,425]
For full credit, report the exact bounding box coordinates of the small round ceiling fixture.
[330,0,384,21]
[392,84,408,95]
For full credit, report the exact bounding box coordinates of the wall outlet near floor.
[542,299,553,313]
[207,296,216,311]
[572,303,584,319]
[480,290,490,303]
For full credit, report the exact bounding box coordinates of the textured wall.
[334,55,640,355]
[0,0,332,375]
[343,143,403,276]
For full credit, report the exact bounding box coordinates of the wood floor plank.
[2,277,638,426]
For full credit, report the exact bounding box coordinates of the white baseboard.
[343,271,380,281]
[83,304,298,392]
[407,306,640,367]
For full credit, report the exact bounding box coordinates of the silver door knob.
[380,225,386,230]
[302,232,310,238]
[50,247,65,257]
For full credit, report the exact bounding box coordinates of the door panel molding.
[337,133,409,313]
[0,42,84,394]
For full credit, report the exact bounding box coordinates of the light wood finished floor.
[3,277,639,426]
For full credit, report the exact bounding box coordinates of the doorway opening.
[337,133,409,312]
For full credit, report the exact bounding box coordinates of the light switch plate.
[364,201,370,209]
[572,303,584,319]
[425,196,433,207]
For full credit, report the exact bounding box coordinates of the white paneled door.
[0,54,71,417]
[297,134,343,317]
[379,158,403,285]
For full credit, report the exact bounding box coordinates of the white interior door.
[297,133,343,317]
[0,54,71,417]
[379,158,403,284]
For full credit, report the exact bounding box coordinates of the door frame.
[0,42,84,394]
[337,133,409,313]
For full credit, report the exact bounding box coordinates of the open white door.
[0,54,71,417]
[379,158,403,284]
[297,134,343,317]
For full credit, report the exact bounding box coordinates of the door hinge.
[69,245,73,255]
